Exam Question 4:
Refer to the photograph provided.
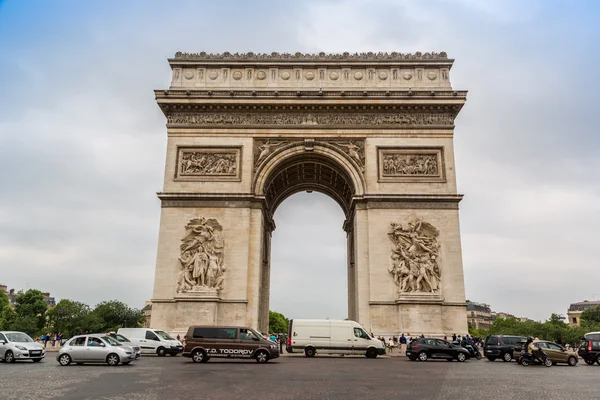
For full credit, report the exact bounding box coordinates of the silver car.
[0,331,46,363]
[57,334,137,366]
[106,332,142,358]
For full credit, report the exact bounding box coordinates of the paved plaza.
[0,354,597,400]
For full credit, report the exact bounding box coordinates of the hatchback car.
[0,331,46,363]
[578,332,600,365]
[57,334,137,366]
[406,338,471,362]
[515,340,578,366]
[106,332,142,358]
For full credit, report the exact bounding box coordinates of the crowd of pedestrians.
[374,333,484,355]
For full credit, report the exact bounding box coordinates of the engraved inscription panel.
[176,147,241,181]
[378,147,445,182]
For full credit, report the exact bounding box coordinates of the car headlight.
[15,345,27,351]
[270,344,278,349]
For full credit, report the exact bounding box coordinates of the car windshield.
[155,330,174,340]
[114,334,130,342]
[5,332,34,343]
[102,336,121,346]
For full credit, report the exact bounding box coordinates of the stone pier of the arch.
[150,51,469,337]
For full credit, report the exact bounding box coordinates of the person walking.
[55,332,62,348]
[452,333,457,342]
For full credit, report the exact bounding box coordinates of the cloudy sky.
[1,0,599,323]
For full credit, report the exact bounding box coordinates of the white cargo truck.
[286,319,385,358]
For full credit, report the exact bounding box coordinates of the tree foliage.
[46,299,92,337]
[90,300,144,332]
[580,306,600,326]
[468,313,599,346]
[14,289,48,331]
[269,310,289,333]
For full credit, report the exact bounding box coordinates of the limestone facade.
[151,51,468,337]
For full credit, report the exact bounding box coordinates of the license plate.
[406,352,411,355]
[486,350,492,353]
[30,351,41,355]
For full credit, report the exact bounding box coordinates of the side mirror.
[0,340,5,345]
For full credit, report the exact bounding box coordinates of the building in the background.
[1,284,56,308]
[492,311,516,320]
[568,300,600,327]
[466,301,492,329]
[142,301,152,328]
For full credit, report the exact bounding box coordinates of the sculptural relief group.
[382,153,438,176]
[388,214,441,294]
[177,218,227,294]
[180,151,237,176]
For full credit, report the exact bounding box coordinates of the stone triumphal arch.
[151,51,468,336]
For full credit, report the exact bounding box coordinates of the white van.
[117,328,183,357]
[286,319,385,358]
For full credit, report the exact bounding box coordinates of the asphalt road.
[0,354,597,400]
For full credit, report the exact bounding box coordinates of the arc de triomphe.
[151,51,468,336]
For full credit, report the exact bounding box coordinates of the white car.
[57,334,137,366]
[0,331,46,363]
[117,328,183,356]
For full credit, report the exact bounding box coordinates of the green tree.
[0,306,16,331]
[0,290,8,313]
[268,310,289,333]
[8,315,39,337]
[580,306,600,326]
[47,299,92,337]
[91,300,144,332]
[14,289,48,331]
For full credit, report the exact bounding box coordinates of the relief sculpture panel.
[177,217,227,296]
[176,147,241,181]
[378,147,445,182]
[388,214,441,295]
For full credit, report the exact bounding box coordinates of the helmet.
[527,337,533,341]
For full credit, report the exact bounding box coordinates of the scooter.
[463,344,482,360]
[520,349,552,367]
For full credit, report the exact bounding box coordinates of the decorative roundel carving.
[403,72,413,80]
[305,71,315,80]
[184,70,194,80]
[232,71,243,80]
[208,70,219,80]
[427,71,438,80]
[354,71,364,80]
[329,71,339,80]
[280,71,291,80]
[256,71,267,80]
[378,71,388,80]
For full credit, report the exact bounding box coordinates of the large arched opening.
[253,145,364,331]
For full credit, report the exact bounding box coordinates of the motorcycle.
[463,344,482,360]
[520,349,552,367]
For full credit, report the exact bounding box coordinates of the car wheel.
[475,353,482,360]
[58,354,71,366]
[418,352,428,362]
[32,358,42,363]
[585,359,595,365]
[486,356,496,361]
[191,349,206,363]
[457,353,467,362]
[521,358,530,366]
[366,348,378,359]
[5,351,15,363]
[305,347,316,358]
[106,353,120,366]
[568,356,578,366]
[596,355,600,366]
[502,352,512,362]
[544,358,552,367]
[255,350,269,363]
[156,347,166,357]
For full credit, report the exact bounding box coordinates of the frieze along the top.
[172,51,450,61]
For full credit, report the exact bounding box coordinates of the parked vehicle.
[56,334,137,366]
[483,335,527,362]
[515,340,578,366]
[117,328,183,357]
[406,338,471,362]
[182,325,279,363]
[106,332,142,359]
[520,348,552,367]
[0,331,46,363]
[286,319,385,358]
[578,331,600,365]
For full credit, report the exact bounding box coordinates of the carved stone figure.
[177,218,227,294]
[388,214,441,294]
[254,140,287,170]
[180,151,237,176]
[382,153,438,176]
[333,140,365,168]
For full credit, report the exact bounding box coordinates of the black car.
[406,338,470,362]
[578,332,600,365]
[484,335,527,362]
